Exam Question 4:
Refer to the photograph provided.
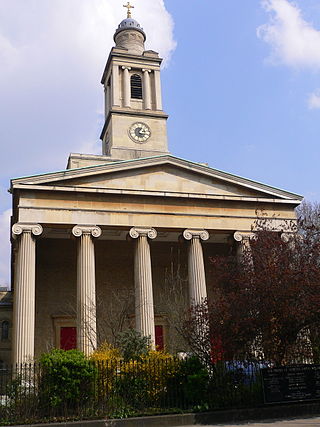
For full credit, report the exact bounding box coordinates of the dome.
[114,18,146,41]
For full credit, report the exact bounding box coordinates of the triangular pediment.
[43,165,277,198]
[11,155,302,202]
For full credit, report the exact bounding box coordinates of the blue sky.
[163,0,320,200]
[1,0,320,285]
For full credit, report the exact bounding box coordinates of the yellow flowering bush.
[90,343,180,407]
[115,350,179,406]
[90,343,121,396]
[90,342,120,362]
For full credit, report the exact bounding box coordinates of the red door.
[60,327,77,350]
[155,325,164,351]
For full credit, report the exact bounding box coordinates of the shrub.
[39,349,96,410]
[90,342,121,362]
[167,356,209,408]
[114,350,178,410]
[91,340,179,412]
[116,329,151,361]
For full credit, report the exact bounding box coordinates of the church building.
[7,4,302,366]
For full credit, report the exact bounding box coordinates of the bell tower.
[100,3,169,160]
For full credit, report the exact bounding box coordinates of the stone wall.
[34,237,230,357]
[0,291,13,367]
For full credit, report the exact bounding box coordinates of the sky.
[1,0,320,286]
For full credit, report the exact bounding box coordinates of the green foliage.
[168,356,209,408]
[116,329,151,361]
[39,349,96,409]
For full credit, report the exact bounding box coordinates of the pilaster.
[112,64,120,107]
[154,69,163,111]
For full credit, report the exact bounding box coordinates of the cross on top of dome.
[123,2,134,18]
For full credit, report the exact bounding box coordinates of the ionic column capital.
[183,229,209,241]
[233,231,254,242]
[122,66,132,70]
[12,223,43,238]
[72,225,102,238]
[142,68,151,73]
[129,227,157,240]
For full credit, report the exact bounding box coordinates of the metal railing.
[0,359,265,425]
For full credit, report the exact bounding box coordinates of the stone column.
[233,232,253,263]
[129,227,157,348]
[154,70,163,111]
[122,66,131,108]
[183,229,209,306]
[112,64,120,107]
[72,225,101,356]
[12,223,43,365]
[142,69,152,110]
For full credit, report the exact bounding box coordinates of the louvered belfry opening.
[131,74,143,99]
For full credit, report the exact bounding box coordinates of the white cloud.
[0,210,11,288]
[0,1,176,288]
[258,0,320,70]
[0,0,176,175]
[308,90,320,109]
[0,0,175,81]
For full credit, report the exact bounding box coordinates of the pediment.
[11,155,302,202]
[49,165,273,198]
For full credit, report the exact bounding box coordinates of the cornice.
[101,49,162,84]
[11,183,302,205]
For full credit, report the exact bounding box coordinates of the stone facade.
[0,291,13,367]
[9,155,302,364]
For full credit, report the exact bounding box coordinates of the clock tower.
[100,4,169,160]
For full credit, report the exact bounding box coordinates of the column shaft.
[130,227,157,348]
[234,232,253,265]
[183,230,209,306]
[143,69,152,110]
[189,238,207,304]
[12,223,43,365]
[73,226,101,356]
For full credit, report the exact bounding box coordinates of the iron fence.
[0,359,265,425]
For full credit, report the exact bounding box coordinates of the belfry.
[5,5,302,366]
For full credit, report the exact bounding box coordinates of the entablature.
[12,183,302,205]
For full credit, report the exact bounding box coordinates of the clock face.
[129,122,151,143]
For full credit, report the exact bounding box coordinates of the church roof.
[10,154,303,204]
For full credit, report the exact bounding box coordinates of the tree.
[181,205,320,366]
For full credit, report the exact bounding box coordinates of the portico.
[10,155,301,364]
